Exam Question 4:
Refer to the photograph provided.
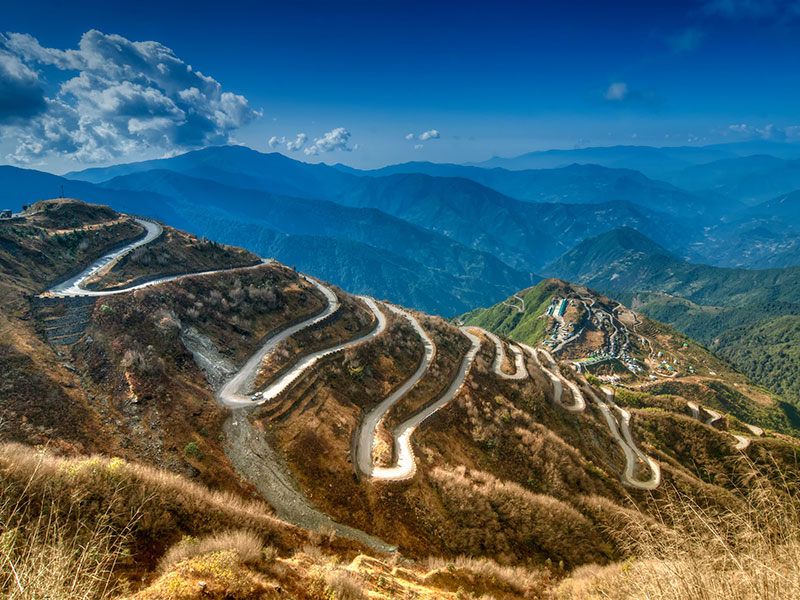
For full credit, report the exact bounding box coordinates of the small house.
[0,209,12,219]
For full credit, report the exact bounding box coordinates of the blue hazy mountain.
[68,145,695,270]
[337,160,729,217]
[2,165,534,315]
[468,140,800,179]
[665,155,800,206]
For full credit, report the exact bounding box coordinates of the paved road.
[476,328,528,380]
[536,348,585,412]
[47,217,271,298]
[49,219,163,296]
[592,387,660,490]
[356,305,436,478]
[685,401,758,452]
[369,328,482,481]
[220,293,387,408]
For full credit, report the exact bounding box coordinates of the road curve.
[47,217,273,297]
[474,328,528,380]
[534,347,585,412]
[369,327,482,481]
[589,387,660,490]
[220,291,387,408]
[49,218,163,296]
[686,401,758,452]
[356,305,436,478]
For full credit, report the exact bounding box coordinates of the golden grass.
[1,446,139,599]
[559,460,800,600]
[157,530,264,573]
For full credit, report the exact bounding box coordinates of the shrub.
[183,442,199,457]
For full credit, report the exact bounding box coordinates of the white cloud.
[286,133,307,151]
[728,122,792,140]
[414,144,424,150]
[404,133,414,140]
[604,82,628,101]
[268,135,286,149]
[304,127,353,155]
[0,29,260,163]
[418,129,440,141]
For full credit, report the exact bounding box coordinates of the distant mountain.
[70,145,694,271]
[665,155,800,206]
[544,227,800,308]
[3,165,533,315]
[341,161,727,218]
[542,227,678,284]
[469,140,800,179]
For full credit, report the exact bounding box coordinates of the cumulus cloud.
[268,135,286,149]
[286,133,307,151]
[0,44,47,124]
[304,127,353,156]
[414,144,424,150]
[405,129,441,143]
[0,29,260,163]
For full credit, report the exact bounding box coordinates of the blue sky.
[1,0,799,171]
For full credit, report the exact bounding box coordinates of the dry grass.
[424,555,550,597]
[559,460,800,600]
[0,447,139,599]
[157,530,263,573]
[323,569,368,600]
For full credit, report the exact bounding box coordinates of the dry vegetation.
[84,225,260,291]
[559,461,800,600]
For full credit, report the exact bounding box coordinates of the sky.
[1,0,800,172]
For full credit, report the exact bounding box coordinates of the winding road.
[532,347,586,412]
[43,209,671,522]
[479,328,528,380]
[47,217,271,297]
[592,387,660,490]
[685,401,760,451]
[367,328,482,481]
[356,305,436,479]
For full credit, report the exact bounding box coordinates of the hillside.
[460,279,800,434]
[542,228,800,405]
[3,199,800,598]
[666,154,800,205]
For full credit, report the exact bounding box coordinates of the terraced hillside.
[2,199,799,599]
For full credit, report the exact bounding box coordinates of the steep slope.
[543,229,800,404]
[460,279,799,434]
